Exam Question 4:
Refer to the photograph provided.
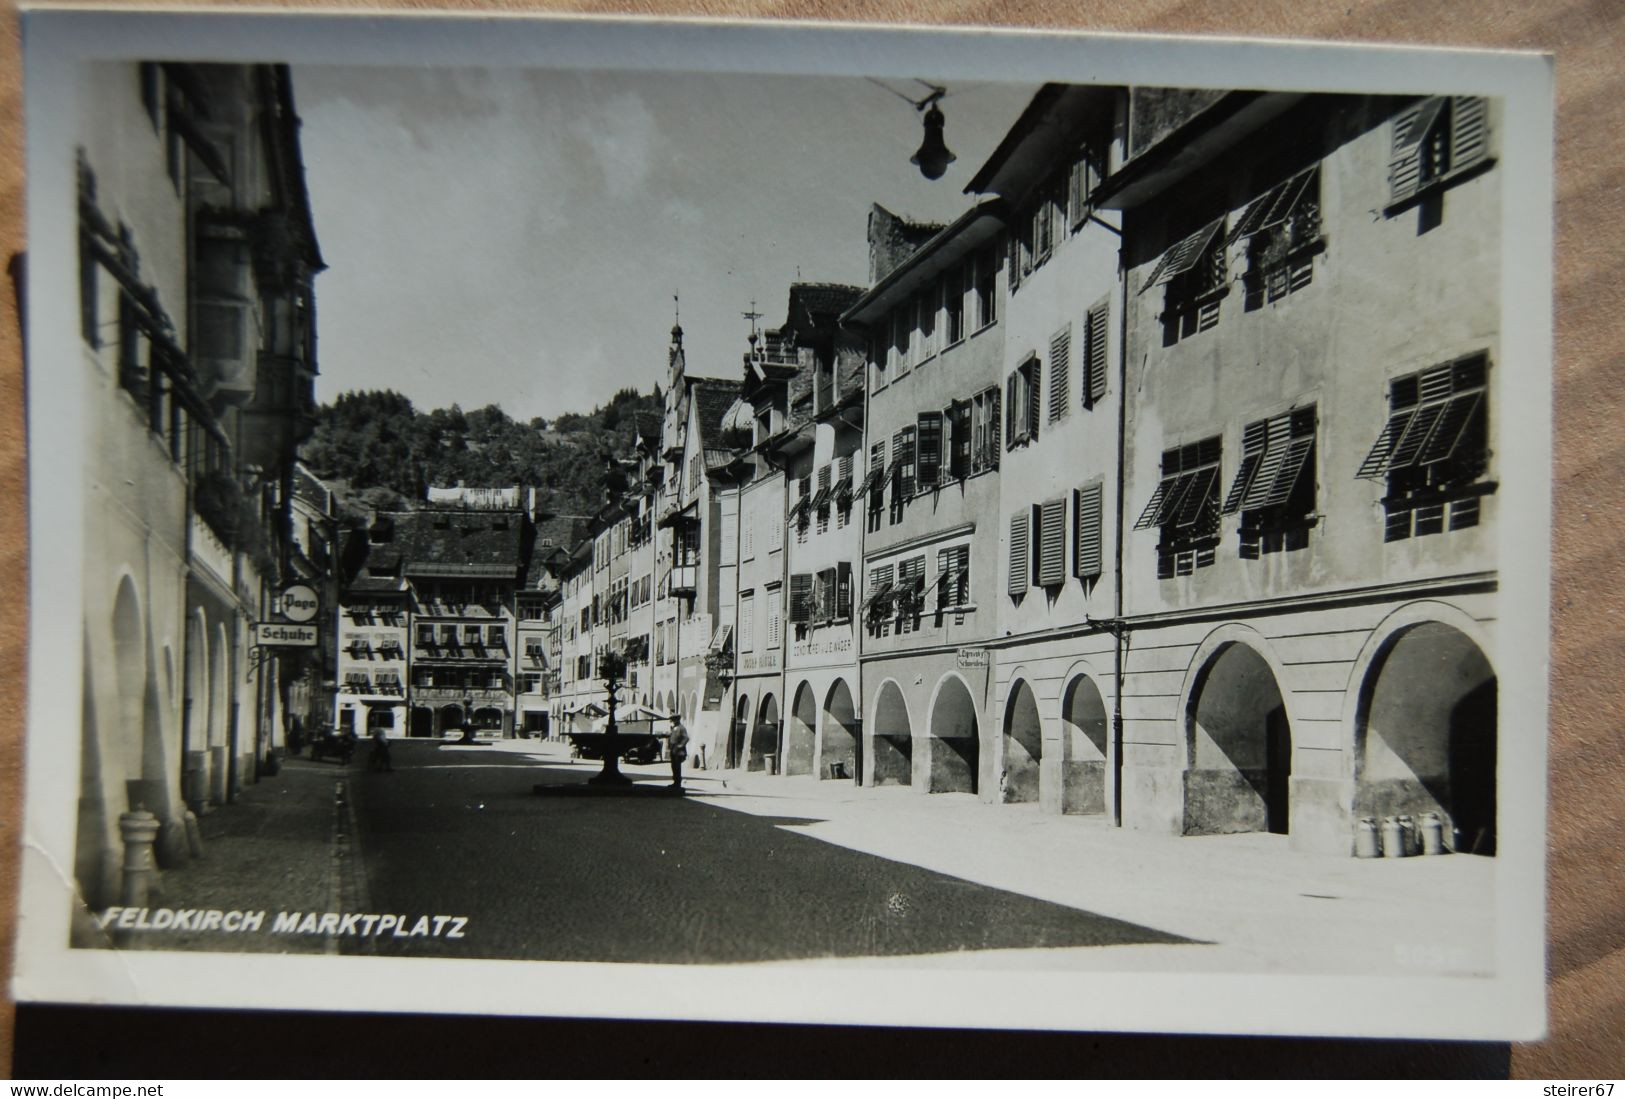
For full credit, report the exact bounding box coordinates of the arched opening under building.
[437,704,465,735]
[785,682,816,776]
[1001,679,1042,803]
[411,706,434,738]
[928,675,979,794]
[183,614,208,811]
[209,621,230,805]
[1187,642,1291,835]
[821,679,859,782]
[1060,674,1109,815]
[728,694,749,769]
[750,693,780,773]
[665,690,676,715]
[111,579,146,808]
[870,681,912,786]
[367,706,396,733]
[1358,622,1497,855]
[472,706,503,733]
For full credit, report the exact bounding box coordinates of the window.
[416,624,435,647]
[487,625,506,648]
[1009,512,1031,597]
[1145,218,1227,343]
[1236,165,1322,308]
[889,428,916,522]
[895,556,926,632]
[1032,190,1057,267]
[871,335,888,392]
[836,562,853,620]
[1083,300,1109,409]
[464,624,483,646]
[767,504,783,553]
[865,564,895,636]
[521,674,542,694]
[1358,354,1490,542]
[936,544,970,610]
[767,589,782,650]
[740,592,755,653]
[742,515,755,561]
[971,387,1001,474]
[1136,437,1223,578]
[790,574,813,627]
[794,476,810,542]
[441,625,458,647]
[1075,482,1104,580]
[974,246,998,330]
[525,639,545,661]
[815,568,837,625]
[1067,143,1103,230]
[1388,97,1491,209]
[892,307,913,378]
[1007,355,1042,447]
[865,440,887,533]
[945,265,965,344]
[916,412,943,489]
[1048,325,1071,424]
[917,288,937,362]
[1224,405,1318,557]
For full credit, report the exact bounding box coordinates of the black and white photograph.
[13,10,1553,1041]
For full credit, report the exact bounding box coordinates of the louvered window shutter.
[988,389,1001,467]
[1005,371,1017,446]
[1027,359,1042,441]
[1389,101,1427,204]
[1037,498,1067,586]
[789,573,812,624]
[917,412,943,487]
[837,561,852,619]
[1086,303,1109,407]
[1049,327,1071,423]
[1075,483,1103,578]
[1008,512,1030,595]
[1450,97,1489,170]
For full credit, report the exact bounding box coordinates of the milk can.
[1381,816,1407,858]
[1397,814,1419,857]
[1419,811,1447,856]
[1354,817,1382,858]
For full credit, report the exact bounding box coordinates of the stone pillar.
[118,808,161,908]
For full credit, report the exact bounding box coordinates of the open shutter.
[1086,303,1108,407]
[1037,498,1067,586]
[1028,359,1042,441]
[837,561,852,619]
[789,573,812,624]
[1005,371,1017,447]
[988,389,1001,467]
[1008,512,1030,595]
[1075,483,1103,578]
[1048,326,1071,423]
[1389,99,1436,205]
[1451,96,1490,170]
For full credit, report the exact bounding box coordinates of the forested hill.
[298,386,663,523]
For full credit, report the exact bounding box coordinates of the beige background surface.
[0,0,1618,1078]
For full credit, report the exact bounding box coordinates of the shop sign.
[956,648,988,669]
[254,622,320,647]
[280,584,320,623]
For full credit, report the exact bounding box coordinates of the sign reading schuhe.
[253,622,321,647]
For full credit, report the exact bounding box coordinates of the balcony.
[669,565,697,595]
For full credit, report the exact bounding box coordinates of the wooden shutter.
[1007,231,1022,292]
[1075,483,1103,578]
[1048,326,1071,423]
[949,400,972,479]
[789,573,812,624]
[1037,498,1067,586]
[1451,96,1490,170]
[1086,302,1109,407]
[1008,511,1030,595]
[1005,371,1017,446]
[988,388,1001,467]
[917,412,943,487]
[837,561,852,619]
[1027,358,1042,441]
[1389,100,1431,204]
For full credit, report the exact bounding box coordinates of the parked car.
[309,729,356,765]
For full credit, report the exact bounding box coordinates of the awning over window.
[1141,218,1224,292]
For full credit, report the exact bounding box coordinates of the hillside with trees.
[299,386,662,522]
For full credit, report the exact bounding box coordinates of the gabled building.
[1099,90,1501,854]
[843,199,1007,794]
[972,85,1125,816]
[74,61,323,921]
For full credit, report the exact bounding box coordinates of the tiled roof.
[691,379,740,447]
[373,508,526,577]
[785,283,864,330]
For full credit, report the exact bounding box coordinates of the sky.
[293,65,1038,424]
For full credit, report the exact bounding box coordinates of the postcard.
[13,8,1553,1039]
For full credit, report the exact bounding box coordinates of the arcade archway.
[1187,642,1291,835]
[928,675,979,795]
[1002,679,1041,803]
[785,682,816,776]
[751,693,780,772]
[870,680,912,786]
[1358,622,1497,855]
[1060,674,1109,815]
[821,679,859,782]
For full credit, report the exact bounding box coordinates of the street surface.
[128,737,1495,975]
[346,739,1190,963]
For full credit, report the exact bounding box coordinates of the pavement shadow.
[351,759,1198,965]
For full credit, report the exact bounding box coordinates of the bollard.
[118,808,162,908]
[183,810,205,859]
[1381,816,1407,858]
[1419,811,1446,855]
[1354,817,1382,858]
